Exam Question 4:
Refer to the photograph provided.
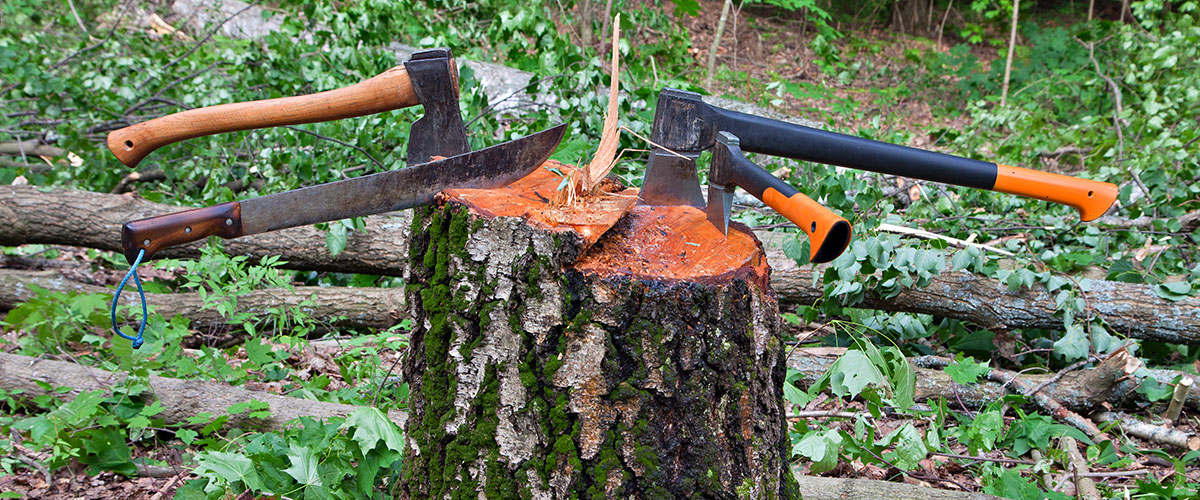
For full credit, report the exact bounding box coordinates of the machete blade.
[239,123,566,235]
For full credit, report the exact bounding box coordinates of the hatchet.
[108,48,469,168]
[706,131,852,263]
[640,88,1118,223]
[107,49,566,263]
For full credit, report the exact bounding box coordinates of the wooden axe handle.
[107,65,419,167]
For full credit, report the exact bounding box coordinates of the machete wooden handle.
[121,202,243,263]
[107,65,420,168]
[992,164,1117,221]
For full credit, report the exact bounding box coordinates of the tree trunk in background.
[397,167,800,499]
[1000,0,1020,107]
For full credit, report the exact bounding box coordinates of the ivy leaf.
[783,380,813,407]
[176,428,198,445]
[1154,281,1192,302]
[879,422,927,470]
[283,443,322,487]
[827,350,885,399]
[325,222,348,257]
[343,407,404,453]
[194,450,266,491]
[1053,324,1090,360]
[944,354,989,384]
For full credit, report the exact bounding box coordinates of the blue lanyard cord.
[110,248,147,349]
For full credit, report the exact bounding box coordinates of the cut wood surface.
[5,184,1198,343]
[0,268,405,331]
[0,351,406,430]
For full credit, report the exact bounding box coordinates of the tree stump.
[399,164,800,499]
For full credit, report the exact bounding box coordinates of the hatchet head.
[637,89,713,207]
[403,48,470,165]
[705,132,852,264]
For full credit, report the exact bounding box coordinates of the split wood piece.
[398,174,798,498]
[440,161,638,251]
[1093,410,1200,451]
[6,185,1200,343]
[789,348,1143,413]
[0,351,406,430]
[791,473,1005,500]
[1059,436,1101,500]
[577,15,621,193]
[912,356,1107,439]
[1165,376,1192,423]
[0,268,405,332]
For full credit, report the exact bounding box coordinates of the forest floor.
[2,0,1196,498]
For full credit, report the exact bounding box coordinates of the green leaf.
[342,407,404,453]
[944,354,989,384]
[880,422,927,470]
[827,350,886,399]
[283,443,322,487]
[176,428,198,445]
[783,380,813,407]
[81,427,137,476]
[194,450,266,491]
[670,0,701,16]
[1053,324,1090,360]
[325,222,347,257]
[1154,281,1192,302]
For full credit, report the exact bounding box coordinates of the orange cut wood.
[572,204,770,288]
[440,160,638,250]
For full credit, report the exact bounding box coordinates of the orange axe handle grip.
[992,164,1117,221]
[107,64,422,168]
[761,188,852,264]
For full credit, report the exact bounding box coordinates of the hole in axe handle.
[123,140,133,151]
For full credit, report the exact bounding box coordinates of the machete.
[119,124,566,263]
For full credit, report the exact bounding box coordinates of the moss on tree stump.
[399,165,800,499]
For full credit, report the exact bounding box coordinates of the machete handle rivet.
[142,239,150,246]
[225,218,233,226]
[123,140,133,151]
[184,227,192,234]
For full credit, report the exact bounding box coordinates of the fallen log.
[0,268,405,331]
[791,474,1004,500]
[0,351,406,429]
[788,348,1146,413]
[4,185,1199,343]
[1093,411,1200,451]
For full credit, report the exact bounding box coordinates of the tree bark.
[397,167,799,498]
[0,268,406,331]
[0,351,406,430]
[4,185,1199,343]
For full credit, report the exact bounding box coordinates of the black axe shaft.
[650,89,1116,221]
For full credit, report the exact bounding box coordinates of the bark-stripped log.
[1093,411,1200,450]
[0,268,405,331]
[788,348,1145,413]
[397,167,799,498]
[0,351,406,429]
[791,474,1005,500]
[5,185,1197,343]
